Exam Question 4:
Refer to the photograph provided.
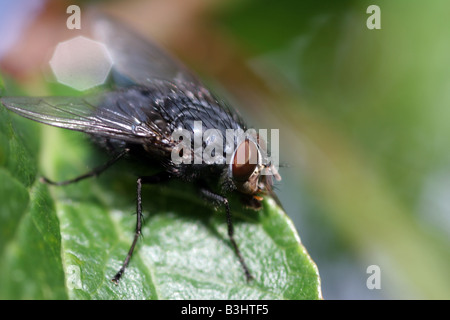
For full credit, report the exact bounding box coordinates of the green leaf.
[0,104,321,300]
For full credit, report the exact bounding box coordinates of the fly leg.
[112,172,171,284]
[200,189,254,282]
[41,148,129,186]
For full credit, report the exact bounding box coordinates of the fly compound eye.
[232,139,259,182]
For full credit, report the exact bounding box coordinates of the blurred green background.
[1,0,450,299]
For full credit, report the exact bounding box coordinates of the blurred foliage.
[215,0,450,299]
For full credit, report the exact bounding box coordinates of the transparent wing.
[1,16,216,150]
[93,15,201,87]
[1,91,168,145]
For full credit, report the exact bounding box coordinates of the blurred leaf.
[218,0,353,54]
[0,98,321,300]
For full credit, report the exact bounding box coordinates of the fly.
[0,15,281,284]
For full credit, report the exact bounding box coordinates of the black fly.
[1,16,281,283]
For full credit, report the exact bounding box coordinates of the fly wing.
[1,16,226,152]
[93,15,201,87]
[92,16,247,130]
[1,90,172,147]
